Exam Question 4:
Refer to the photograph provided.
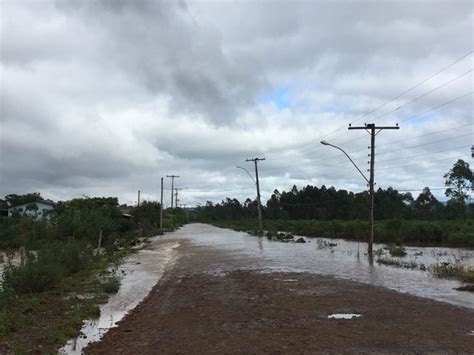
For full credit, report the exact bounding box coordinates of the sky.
[0,0,473,207]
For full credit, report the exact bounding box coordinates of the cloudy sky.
[1,0,473,207]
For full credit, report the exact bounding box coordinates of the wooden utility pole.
[246,157,265,233]
[137,190,141,207]
[160,177,163,230]
[348,123,399,262]
[166,175,179,209]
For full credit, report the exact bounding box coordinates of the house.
[119,205,133,219]
[8,200,56,219]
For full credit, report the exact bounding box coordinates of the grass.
[0,247,129,353]
[429,263,474,283]
[376,258,426,271]
[101,276,121,294]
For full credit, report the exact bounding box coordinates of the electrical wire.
[266,50,473,160]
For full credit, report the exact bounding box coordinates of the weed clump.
[101,276,121,294]
[429,263,474,283]
[387,245,407,257]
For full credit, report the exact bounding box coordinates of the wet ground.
[59,241,180,354]
[61,224,474,353]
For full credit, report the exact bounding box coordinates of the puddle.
[328,313,362,319]
[161,224,474,310]
[468,330,474,336]
[59,240,179,354]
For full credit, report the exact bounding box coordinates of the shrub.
[2,240,93,294]
[388,245,407,257]
[101,276,120,294]
[3,252,62,293]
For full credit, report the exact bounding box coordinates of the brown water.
[59,223,473,354]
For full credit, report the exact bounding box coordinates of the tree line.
[194,159,473,221]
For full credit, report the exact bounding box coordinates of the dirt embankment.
[86,244,474,354]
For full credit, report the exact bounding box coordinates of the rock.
[295,237,306,243]
[455,284,474,292]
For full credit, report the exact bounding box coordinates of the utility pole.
[137,190,141,207]
[174,188,187,208]
[166,175,179,209]
[160,177,163,230]
[246,157,265,233]
[348,123,399,262]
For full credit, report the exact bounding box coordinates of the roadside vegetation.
[193,160,473,248]
[0,194,184,353]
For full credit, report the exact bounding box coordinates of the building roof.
[8,199,56,209]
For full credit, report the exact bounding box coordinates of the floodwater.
[162,224,474,309]
[59,223,473,353]
[59,240,179,355]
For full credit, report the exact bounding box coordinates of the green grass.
[0,251,124,353]
[429,263,474,283]
[101,276,121,294]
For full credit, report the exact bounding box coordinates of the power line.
[376,145,471,165]
[349,50,474,125]
[399,91,473,123]
[378,155,470,171]
[266,91,472,164]
[266,121,473,167]
[261,131,471,174]
[376,133,472,156]
[266,51,473,161]
[372,69,473,123]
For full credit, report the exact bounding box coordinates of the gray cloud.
[1,0,472,206]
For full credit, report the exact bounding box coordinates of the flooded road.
[61,223,473,353]
[163,224,474,309]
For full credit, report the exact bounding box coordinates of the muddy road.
[83,224,474,353]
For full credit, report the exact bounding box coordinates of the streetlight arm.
[321,141,369,184]
[236,166,256,184]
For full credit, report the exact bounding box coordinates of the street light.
[320,140,374,261]
[236,166,256,183]
[320,141,368,184]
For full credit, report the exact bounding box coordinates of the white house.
[8,200,56,219]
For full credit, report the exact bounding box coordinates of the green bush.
[101,276,120,294]
[2,240,93,294]
[387,245,407,257]
[3,252,63,293]
[447,231,474,246]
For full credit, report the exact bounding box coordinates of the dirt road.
[86,239,474,354]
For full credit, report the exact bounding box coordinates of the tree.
[413,187,443,219]
[444,159,473,204]
[5,193,43,207]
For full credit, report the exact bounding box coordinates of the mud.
[86,240,474,354]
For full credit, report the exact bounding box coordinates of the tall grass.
[2,240,93,294]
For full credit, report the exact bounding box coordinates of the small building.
[8,200,56,219]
